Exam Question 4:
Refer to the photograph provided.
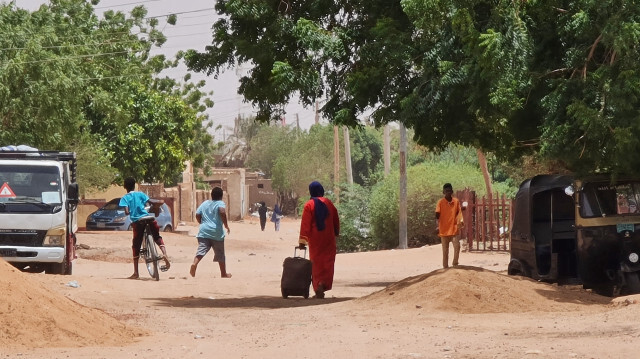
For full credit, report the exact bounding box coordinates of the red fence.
[457,189,513,252]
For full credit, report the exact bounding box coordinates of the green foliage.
[187,0,640,177]
[334,183,378,252]
[246,124,299,177]
[0,1,214,188]
[90,85,199,183]
[186,0,417,127]
[369,161,515,249]
[72,136,118,195]
[349,126,384,186]
[271,124,342,197]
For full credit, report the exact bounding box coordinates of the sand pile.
[0,259,144,348]
[357,266,611,314]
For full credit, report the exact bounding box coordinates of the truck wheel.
[45,258,72,275]
[46,262,66,275]
[624,272,640,294]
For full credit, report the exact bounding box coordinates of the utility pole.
[333,126,340,203]
[398,123,408,249]
[383,125,391,176]
[343,127,353,185]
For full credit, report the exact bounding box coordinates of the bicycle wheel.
[142,225,160,281]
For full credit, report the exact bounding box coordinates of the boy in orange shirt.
[435,183,464,268]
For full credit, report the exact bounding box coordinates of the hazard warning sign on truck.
[0,182,16,198]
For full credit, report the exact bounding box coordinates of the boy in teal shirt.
[190,186,231,278]
[119,177,170,279]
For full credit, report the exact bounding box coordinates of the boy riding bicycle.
[119,177,171,279]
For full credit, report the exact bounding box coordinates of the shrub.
[334,184,378,252]
[369,161,516,249]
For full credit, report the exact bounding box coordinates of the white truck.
[0,147,79,274]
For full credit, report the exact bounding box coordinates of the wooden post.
[343,127,353,185]
[383,125,391,176]
[398,123,408,249]
[333,126,340,203]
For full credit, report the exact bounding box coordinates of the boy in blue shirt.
[190,186,232,278]
[119,177,171,279]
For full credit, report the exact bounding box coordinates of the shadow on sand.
[146,295,354,309]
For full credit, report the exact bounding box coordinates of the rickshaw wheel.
[593,283,620,297]
[624,272,640,294]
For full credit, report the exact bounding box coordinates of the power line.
[94,0,161,10]
[145,8,215,19]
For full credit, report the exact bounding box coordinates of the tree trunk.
[476,148,495,242]
[476,148,493,194]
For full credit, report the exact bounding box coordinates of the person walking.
[258,201,268,231]
[271,204,283,231]
[435,183,464,268]
[298,181,340,298]
[190,186,232,278]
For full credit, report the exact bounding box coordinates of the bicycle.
[138,215,166,281]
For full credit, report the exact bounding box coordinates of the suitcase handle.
[294,246,307,258]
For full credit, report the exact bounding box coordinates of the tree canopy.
[0,0,214,187]
[186,0,640,176]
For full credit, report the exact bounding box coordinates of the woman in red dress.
[298,181,340,298]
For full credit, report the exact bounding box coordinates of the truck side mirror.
[67,183,79,202]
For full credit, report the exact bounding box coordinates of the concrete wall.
[200,168,247,220]
[247,175,278,209]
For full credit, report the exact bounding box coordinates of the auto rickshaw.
[508,174,640,296]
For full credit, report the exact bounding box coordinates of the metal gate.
[457,189,513,251]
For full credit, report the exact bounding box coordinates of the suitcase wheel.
[281,288,288,299]
[303,288,309,299]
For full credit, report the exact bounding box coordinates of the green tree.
[271,124,342,199]
[0,1,214,186]
[370,161,515,249]
[186,0,640,177]
[89,84,200,183]
[185,0,417,127]
[349,126,383,186]
[246,124,298,177]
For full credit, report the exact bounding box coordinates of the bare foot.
[221,273,232,278]
[190,264,197,277]
[163,256,171,269]
[314,283,325,299]
[128,274,139,279]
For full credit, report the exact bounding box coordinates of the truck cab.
[0,148,79,274]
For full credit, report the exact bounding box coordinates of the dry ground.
[2,217,640,359]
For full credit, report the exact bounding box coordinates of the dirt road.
[2,218,640,359]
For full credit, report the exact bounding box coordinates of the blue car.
[85,198,173,232]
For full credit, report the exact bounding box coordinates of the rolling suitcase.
[281,246,312,298]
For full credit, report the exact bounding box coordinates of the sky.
[11,0,321,141]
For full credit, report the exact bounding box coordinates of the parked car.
[85,198,173,232]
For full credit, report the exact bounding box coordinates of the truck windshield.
[580,181,640,217]
[0,165,62,211]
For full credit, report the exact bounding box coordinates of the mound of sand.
[357,266,611,314]
[0,259,144,348]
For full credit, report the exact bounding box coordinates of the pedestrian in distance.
[258,201,268,231]
[298,181,340,299]
[271,204,283,231]
[190,186,232,278]
[119,177,171,279]
[435,183,465,268]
